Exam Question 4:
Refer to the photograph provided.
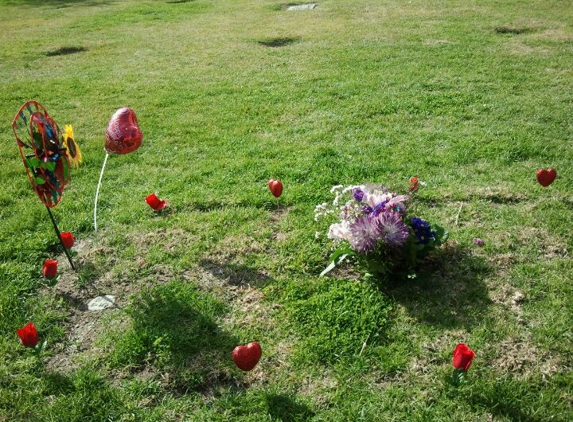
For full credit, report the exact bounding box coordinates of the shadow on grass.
[45,46,88,56]
[112,282,243,394]
[463,376,569,422]
[258,37,300,48]
[223,390,315,421]
[200,258,273,288]
[42,371,76,395]
[382,242,492,329]
[266,393,316,421]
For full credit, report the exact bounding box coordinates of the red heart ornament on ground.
[232,342,262,371]
[268,179,283,198]
[536,168,557,187]
[105,107,143,154]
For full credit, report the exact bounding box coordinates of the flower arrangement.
[315,183,448,280]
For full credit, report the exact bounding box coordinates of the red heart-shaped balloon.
[536,168,557,187]
[232,342,262,371]
[268,179,283,198]
[105,107,142,154]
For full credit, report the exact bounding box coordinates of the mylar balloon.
[104,107,142,154]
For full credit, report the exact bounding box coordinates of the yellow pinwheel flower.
[62,125,83,168]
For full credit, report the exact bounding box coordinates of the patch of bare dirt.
[298,367,338,408]
[45,230,186,374]
[537,28,573,42]
[424,39,455,46]
[127,228,200,254]
[269,205,292,225]
[489,284,526,322]
[209,234,266,262]
[490,336,561,379]
[409,331,467,375]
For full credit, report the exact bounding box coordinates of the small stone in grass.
[87,295,116,311]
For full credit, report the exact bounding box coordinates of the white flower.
[342,185,355,194]
[328,221,351,241]
[330,185,344,193]
[365,192,391,208]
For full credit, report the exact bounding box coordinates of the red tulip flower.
[42,259,58,279]
[453,343,476,371]
[61,232,74,249]
[16,322,39,348]
[268,179,283,198]
[145,193,167,211]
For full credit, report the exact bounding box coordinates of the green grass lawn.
[1,0,572,420]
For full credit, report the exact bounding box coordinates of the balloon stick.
[93,152,109,232]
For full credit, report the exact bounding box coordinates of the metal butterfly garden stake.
[12,101,82,270]
[93,107,142,231]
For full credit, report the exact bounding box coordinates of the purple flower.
[410,217,435,244]
[348,215,380,254]
[371,202,386,217]
[353,188,365,202]
[375,211,409,247]
[360,205,373,215]
[473,238,485,247]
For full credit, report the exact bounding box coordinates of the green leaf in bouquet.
[433,224,449,245]
[320,244,354,277]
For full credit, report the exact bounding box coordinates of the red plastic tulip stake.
[42,259,59,286]
[536,168,557,187]
[94,107,143,231]
[145,193,167,211]
[232,342,262,371]
[451,343,476,386]
[268,179,283,208]
[60,231,74,249]
[16,322,39,348]
[43,259,58,279]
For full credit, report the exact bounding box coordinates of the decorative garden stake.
[94,107,143,231]
[11,101,81,271]
[145,193,167,211]
[16,322,39,348]
[232,342,262,371]
[451,343,476,386]
[536,168,557,187]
